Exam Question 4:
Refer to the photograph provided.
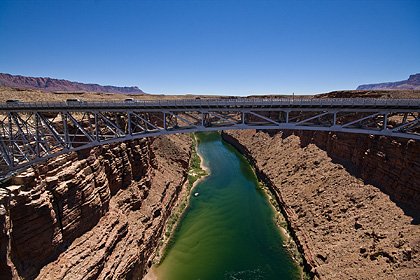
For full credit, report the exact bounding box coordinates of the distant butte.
[357,73,420,90]
[0,73,147,94]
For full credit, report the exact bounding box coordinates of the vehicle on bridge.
[6,100,21,103]
[124,98,138,103]
[66,98,85,104]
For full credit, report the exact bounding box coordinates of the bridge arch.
[1,97,419,179]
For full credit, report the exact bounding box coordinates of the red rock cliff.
[291,130,420,213]
[222,129,420,279]
[0,134,191,279]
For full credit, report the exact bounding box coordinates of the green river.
[152,132,301,280]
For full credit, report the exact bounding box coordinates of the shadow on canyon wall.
[274,129,420,225]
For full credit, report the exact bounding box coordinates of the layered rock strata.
[0,134,191,279]
[222,130,420,280]
[0,73,146,94]
[292,130,420,213]
[357,73,420,90]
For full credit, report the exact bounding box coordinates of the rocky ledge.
[222,130,420,280]
[0,134,191,279]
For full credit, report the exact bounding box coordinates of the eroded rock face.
[0,73,146,94]
[292,130,420,214]
[0,134,191,279]
[222,130,420,280]
[356,73,420,90]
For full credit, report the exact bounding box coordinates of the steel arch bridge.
[1,97,420,178]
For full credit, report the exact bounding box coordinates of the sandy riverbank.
[191,145,210,189]
[144,136,210,280]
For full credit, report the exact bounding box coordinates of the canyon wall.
[292,130,420,214]
[222,130,420,280]
[0,134,192,280]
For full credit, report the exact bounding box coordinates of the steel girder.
[0,97,419,179]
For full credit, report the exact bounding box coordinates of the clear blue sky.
[1,0,419,96]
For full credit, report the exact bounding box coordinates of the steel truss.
[1,97,419,178]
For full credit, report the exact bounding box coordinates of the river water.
[152,132,301,280]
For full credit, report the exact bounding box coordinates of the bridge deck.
[1,97,419,179]
[2,97,420,111]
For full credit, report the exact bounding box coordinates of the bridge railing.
[1,97,420,110]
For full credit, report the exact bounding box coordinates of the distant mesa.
[0,73,147,94]
[357,73,420,90]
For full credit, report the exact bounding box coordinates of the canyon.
[0,86,419,279]
[0,134,192,279]
[222,129,420,279]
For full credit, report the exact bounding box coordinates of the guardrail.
[1,97,420,110]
